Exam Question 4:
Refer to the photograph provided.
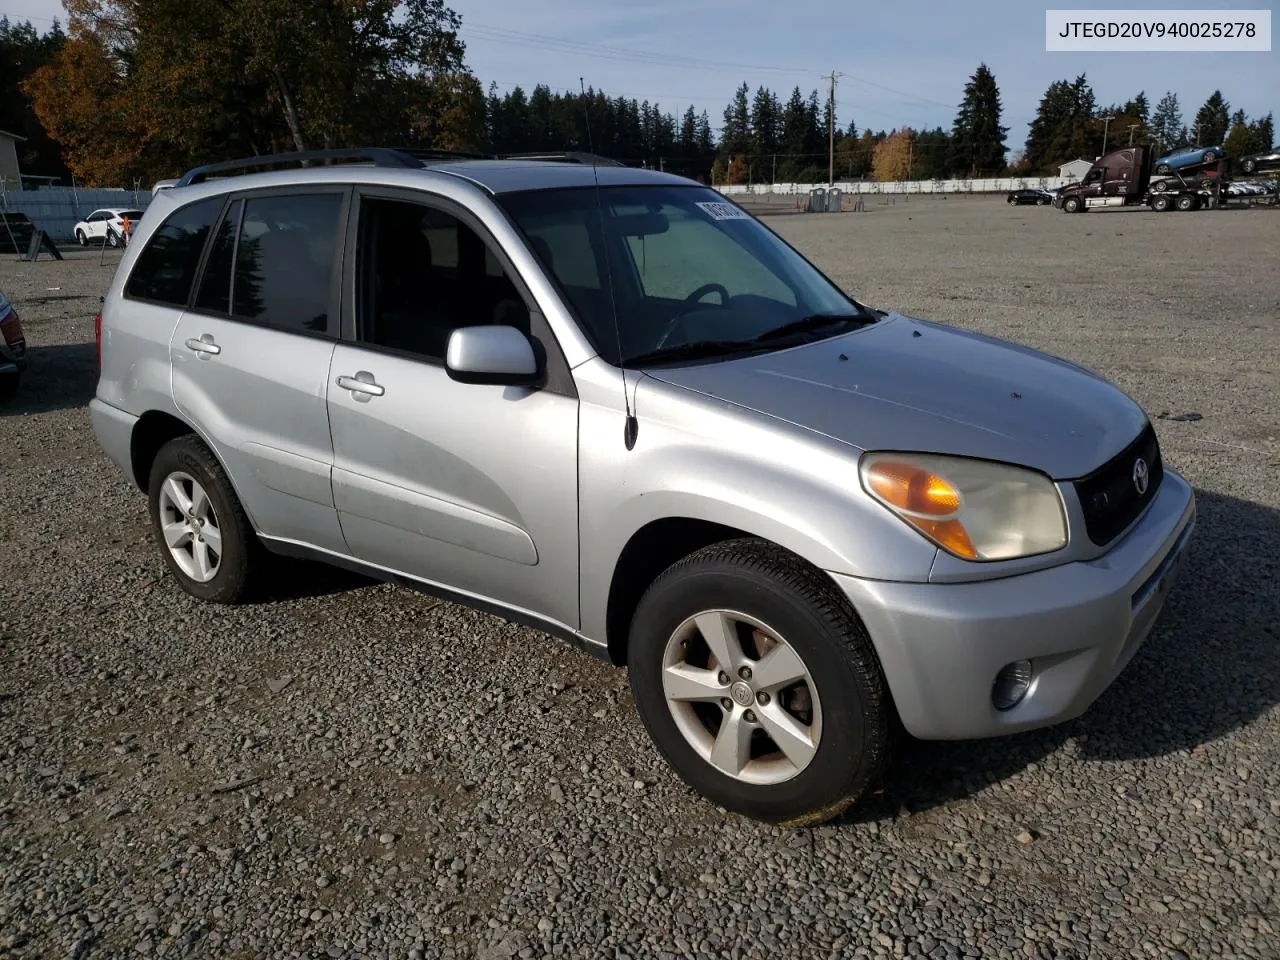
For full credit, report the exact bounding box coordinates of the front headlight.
[858,452,1067,561]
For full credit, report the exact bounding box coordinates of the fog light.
[992,659,1034,711]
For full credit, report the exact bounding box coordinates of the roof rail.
[395,147,493,162]
[174,147,426,188]
[498,151,626,167]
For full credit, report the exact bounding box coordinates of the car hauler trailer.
[1053,144,1224,213]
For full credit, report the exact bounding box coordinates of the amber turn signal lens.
[864,460,962,517]
[863,459,978,559]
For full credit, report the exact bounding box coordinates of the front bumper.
[831,467,1196,740]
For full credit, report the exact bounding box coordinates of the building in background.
[1058,159,1094,181]
[0,130,27,191]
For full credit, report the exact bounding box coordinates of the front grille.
[1072,422,1163,546]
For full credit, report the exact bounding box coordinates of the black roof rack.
[497,151,625,167]
[172,146,629,189]
[174,147,426,187]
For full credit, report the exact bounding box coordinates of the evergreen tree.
[749,85,781,167]
[1192,90,1230,145]
[1223,108,1252,159]
[1023,75,1096,172]
[1149,91,1186,151]
[949,63,1008,176]
[1249,112,1275,153]
[720,82,751,155]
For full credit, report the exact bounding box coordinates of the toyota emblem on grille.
[1132,457,1149,495]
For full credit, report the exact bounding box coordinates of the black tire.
[1007,196,1015,204]
[1062,197,1081,213]
[1151,179,1168,192]
[1155,163,1170,174]
[1176,193,1199,211]
[76,230,87,246]
[1037,198,1047,205]
[1241,159,1256,173]
[0,370,18,401]
[627,538,890,827]
[1202,151,1215,163]
[1151,194,1172,212]
[107,231,119,248]
[147,434,262,603]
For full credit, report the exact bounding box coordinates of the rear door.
[326,187,580,628]
[169,186,351,554]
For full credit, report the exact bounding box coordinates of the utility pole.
[1127,123,1139,146]
[822,70,842,187]
[1100,114,1115,155]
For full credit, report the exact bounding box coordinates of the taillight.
[0,308,23,348]
[95,311,103,367]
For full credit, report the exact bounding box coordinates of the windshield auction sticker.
[696,201,753,221]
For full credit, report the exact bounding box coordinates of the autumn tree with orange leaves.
[24,0,484,185]
[872,127,914,182]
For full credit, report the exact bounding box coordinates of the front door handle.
[336,372,385,400]
[185,335,220,357]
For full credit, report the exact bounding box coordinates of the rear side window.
[192,193,343,335]
[125,198,222,306]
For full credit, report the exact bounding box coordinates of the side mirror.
[445,325,540,386]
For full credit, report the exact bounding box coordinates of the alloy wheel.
[157,471,222,583]
[661,609,822,785]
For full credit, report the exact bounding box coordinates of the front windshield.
[497,184,868,364]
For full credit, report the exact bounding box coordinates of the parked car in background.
[1153,145,1225,174]
[1006,188,1053,205]
[90,148,1197,826]
[1238,147,1280,175]
[74,208,146,247]
[0,286,28,400]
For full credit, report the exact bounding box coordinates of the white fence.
[0,186,153,243]
[716,176,1076,197]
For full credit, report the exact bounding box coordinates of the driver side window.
[622,209,796,307]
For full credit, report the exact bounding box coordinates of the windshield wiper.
[750,313,871,343]
[623,339,774,366]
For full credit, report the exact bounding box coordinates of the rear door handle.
[185,335,220,356]
[336,372,385,400]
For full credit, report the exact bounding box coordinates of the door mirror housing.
[445,325,540,386]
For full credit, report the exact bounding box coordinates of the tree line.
[0,5,1274,189]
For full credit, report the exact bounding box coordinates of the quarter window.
[190,193,343,335]
[124,197,223,306]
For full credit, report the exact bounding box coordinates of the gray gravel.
[2,201,1278,959]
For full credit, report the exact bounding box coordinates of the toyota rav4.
[90,148,1195,826]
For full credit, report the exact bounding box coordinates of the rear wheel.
[1150,194,1173,212]
[627,539,891,826]
[1202,151,1216,163]
[75,229,87,246]
[147,435,263,603]
[1151,180,1168,192]
[1155,163,1171,174]
[1241,158,1256,173]
[1175,193,1199,211]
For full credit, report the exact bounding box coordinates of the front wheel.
[627,539,891,826]
[1062,197,1081,213]
[1202,151,1216,163]
[147,435,263,603]
[1155,163,1171,174]
[76,230,87,246]
[1241,159,1256,173]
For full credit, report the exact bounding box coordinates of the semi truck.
[1053,144,1223,213]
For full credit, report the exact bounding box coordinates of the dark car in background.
[1239,147,1280,175]
[1007,188,1053,205]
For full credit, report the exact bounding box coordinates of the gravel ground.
[1,200,1278,960]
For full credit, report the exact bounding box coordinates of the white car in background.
[74,208,146,247]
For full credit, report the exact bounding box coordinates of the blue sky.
[5,0,1276,151]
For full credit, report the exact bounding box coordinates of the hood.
[642,313,1149,479]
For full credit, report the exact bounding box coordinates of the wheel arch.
[602,516,887,669]
[129,410,260,524]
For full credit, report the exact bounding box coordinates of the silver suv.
[90,148,1195,826]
